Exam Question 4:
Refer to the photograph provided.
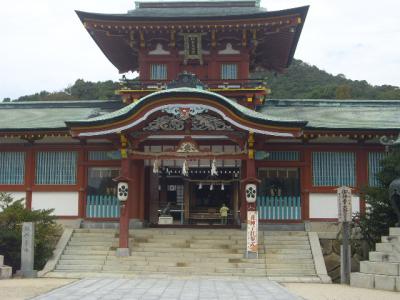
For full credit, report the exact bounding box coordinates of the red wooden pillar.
[129,161,140,219]
[301,148,311,220]
[25,148,35,210]
[240,157,257,223]
[240,160,247,223]
[138,161,145,221]
[246,158,257,212]
[117,158,131,254]
[77,148,86,218]
[356,149,368,215]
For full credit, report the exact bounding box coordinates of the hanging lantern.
[211,158,218,176]
[245,183,257,203]
[198,182,203,189]
[221,183,225,191]
[117,182,129,202]
[182,160,189,177]
[210,184,214,191]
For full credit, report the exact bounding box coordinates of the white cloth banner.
[246,211,258,253]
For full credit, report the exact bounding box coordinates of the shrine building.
[0,0,399,233]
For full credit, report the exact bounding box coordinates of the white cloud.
[0,0,399,100]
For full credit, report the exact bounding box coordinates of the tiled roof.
[259,99,400,130]
[0,100,124,132]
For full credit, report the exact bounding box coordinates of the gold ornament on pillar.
[119,133,128,159]
[248,131,255,159]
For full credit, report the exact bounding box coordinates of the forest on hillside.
[3,59,400,102]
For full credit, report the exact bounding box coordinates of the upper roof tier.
[127,0,267,17]
[76,1,308,73]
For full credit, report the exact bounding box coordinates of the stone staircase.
[351,227,400,292]
[45,228,325,282]
[264,231,318,280]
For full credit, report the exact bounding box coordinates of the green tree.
[0,193,61,271]
[354,148,400,249]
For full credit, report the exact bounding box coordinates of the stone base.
[158,216,173,225]
[0,266,12,279]
[116,248,130,257]
[16,269,37,278]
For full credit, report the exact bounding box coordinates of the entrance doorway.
[148,166,240,226]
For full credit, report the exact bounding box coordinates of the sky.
[0,0,399,100]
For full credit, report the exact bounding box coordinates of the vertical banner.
[337,186,352,222]
[246,211,258,254]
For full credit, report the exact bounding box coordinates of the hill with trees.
[3,59,400,102]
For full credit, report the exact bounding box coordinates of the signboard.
[337,186,352,222]
[246,211,258,253]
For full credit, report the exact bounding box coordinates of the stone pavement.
[31,277,302,300]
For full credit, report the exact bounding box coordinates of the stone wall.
[306,222,367,282]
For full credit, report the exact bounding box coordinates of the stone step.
[74,229,117,234]
[64,245,112,251]
[102,265,159,272]
[369,251,400,263]
[131,246,258,254]
[265,248,311,254]
[265,255,314,265]
[70,237,118,242]
[61,254,107,260]
[382,236,400,243]
[267,276,321,283]
[71,233,116,238]
[265,254,313,260]
[68,240,118,246]
[263,236,308,241]
[265,244,310,250]
[264,240,310,245]
[130,230,245,237]
[63,249,110,256]
[55,264,103,271]
[376,242,400,253]
[263,231,307,236]
[360,261,400,276]
[267,269,316,276]
[266,263,315,270]
[122,251,246,259]
[58,259,105,266]
[389,228,400,236]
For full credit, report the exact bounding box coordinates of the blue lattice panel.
[257,196,301,220]
[86,195,120,218]
[368,152,386,187]
[312,152,355,186]
[0,152,25,184]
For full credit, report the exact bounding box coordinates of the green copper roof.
[66,87,307,128]
[0,100,124,132]
[259,99,400,130]
[1,97,400,133]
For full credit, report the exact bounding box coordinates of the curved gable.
[66,88,306,137]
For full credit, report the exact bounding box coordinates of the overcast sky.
[0,0,399,100]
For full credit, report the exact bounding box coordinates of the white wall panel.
[32,192,78,216]
[309,193,360,219]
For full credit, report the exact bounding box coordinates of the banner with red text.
[246,211,258,253]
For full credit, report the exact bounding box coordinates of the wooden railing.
[257,196,301,220]
[86,195,120,218]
